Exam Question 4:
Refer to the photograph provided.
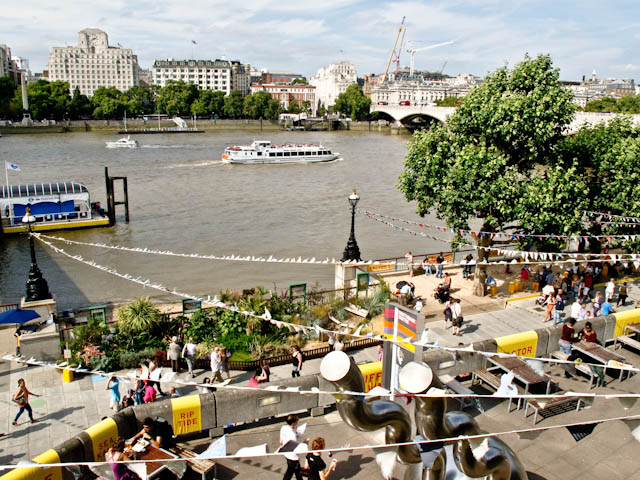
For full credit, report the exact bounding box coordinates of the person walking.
[280,414,303,480]
[210,347,223,383]
[148,358,164,396]
[134,380,145,405]
[291,346,303,378]
[593,291,604,317]
[552,290,565,326]
[462,254,473,280]
[167,336,181,373]
[443,298,454,329]
[405,251,414,277]
[436,253,445,278]
[12,378,39,425]
[182,337,197,378]
[617,282,628,307]
[451,298,463,336]
[543,292,556,322]
[106,376,121,412]
[520,266,529,290]
[605,279,616,303]
[220,347,231,380]
[306,437,338,480]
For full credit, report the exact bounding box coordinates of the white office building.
[0,44,18,83]
[151,59,251,95]
[48,28,140,96]
[310,61,357,109]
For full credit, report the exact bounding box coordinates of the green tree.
[243,91,272,119]
[333,83,371,120]
[0,76,17,118]
[156,80,198,116]
[292,78,307,85]
[91,86,123,119]
[191,89,225,117]
[264,97,282,120]
[286,98,302,114]
[223,90,244,118]
[616,95,640,114]
[13,80,71,120]
[398,54,581,296]
[68,87,92,119]
[115,297,162,336]
[435,96,462,107]
[584,96,619,113]
[122,85,155,116]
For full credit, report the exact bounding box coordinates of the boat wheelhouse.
[221,140,339,164]
[0,181,110,234]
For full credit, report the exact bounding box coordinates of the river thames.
[0,130,453,309]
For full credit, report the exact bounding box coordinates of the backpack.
[556,296,565,311]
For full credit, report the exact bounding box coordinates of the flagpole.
[4,163,12,225]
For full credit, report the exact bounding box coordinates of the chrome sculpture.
[320,351,528,480]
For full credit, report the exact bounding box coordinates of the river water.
[0,130,452,309]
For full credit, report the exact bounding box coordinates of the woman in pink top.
[143,383,157,403]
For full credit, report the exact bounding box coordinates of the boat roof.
[0,182,89,199]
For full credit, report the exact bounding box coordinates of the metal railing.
[0,303,19,313]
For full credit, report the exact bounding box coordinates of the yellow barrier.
[85,417,119,461]
[490,285,498,296]
[171,394,202,435]
[613,309,640,338]
[0,450,62,480]
[496,331,538,357]
[62,369,73,383]
[508,282,516,294]
[358,361,382,393]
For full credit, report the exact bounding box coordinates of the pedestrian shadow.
[39,406,81,423]
[461,323,479,335]
[332,454,372,479]
[0,365,30,377]
[0,453,24,464]
[8,421,49,439]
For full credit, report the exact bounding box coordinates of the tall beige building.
[310,61,357,109]
[151,59,251,95]
[48,28,139,96]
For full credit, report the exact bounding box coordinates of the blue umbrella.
[0,309,40,325]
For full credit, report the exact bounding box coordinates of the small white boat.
[106,136,138,148]
[222,140,339,164]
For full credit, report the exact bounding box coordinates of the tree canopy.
[398,54,588,294]
[156,80,199,117]
[0,76,17,118]
[333,83,371,120]
[584,95,640,114]
[13,80,71,120]
[191,89,225,117]
[223,90,244,118]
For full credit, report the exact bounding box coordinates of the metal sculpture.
[320,351,528,480]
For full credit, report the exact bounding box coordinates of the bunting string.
[582,211,640,223]
[1,412,639,470]
[360,208,640,242]
[31,233,640,376]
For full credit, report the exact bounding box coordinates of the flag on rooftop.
[192,40,197,45]
[5,161,20,172]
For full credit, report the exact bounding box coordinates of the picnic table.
[486,356,553,408]
[571,341,629,381]
[127,443,185,479]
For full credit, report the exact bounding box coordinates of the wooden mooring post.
[104,166,130,226]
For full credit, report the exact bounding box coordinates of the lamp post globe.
[21,208,52,302]
[341,189,362,262]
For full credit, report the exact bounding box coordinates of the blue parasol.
[0,309,40,325]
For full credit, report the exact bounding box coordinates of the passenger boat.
[221,141,339,164]
[106,136,138,148]
[0,182,110,234]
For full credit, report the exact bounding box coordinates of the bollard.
[490,285,498,296]
[63,369,74,383]
[532,281,540,291]
[508,282,516,294]
[514,280,521,292]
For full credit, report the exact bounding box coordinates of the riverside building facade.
[0,44,18,84]
[310,61,357,109]
[151,59,251,95]
[48,28,139,96]
[250,83,316,115]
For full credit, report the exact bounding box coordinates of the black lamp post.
[22,208,52,302]
[341,189,362,262]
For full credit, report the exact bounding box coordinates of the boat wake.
[141,144,206,149]
[162,160,225,169]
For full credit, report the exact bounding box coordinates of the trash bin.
[508,282,516,294]
[63,369,74,383]
[490,285,498,296]
[514,280,521,292]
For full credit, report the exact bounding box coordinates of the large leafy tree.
[223,90,244,118]
[399,54,584,295]
[243,91,272,119]
[333,83,371,120]
[584,95,640,114]
[191,89,225,117]
[91,86,123,119]
[121,85,155,116]
[0,76,17,118]
[156,80,198,116]
[68,87,92,119]
[13,80,71,120]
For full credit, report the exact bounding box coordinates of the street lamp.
[341,189,362,262]
[22,207,52,302]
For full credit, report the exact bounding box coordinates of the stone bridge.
[371,104,640,133]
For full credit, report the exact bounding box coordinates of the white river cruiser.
[106,136,138,148]
[221,140,339,164]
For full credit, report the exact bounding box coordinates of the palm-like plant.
[116,297,162,336]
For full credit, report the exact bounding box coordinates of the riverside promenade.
[1,273,639,479]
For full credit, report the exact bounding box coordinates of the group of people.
[405,251,446,278]
[443,297,464,336]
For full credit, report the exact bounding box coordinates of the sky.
[2,0,639,81]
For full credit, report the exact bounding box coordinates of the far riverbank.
[0,118,407,135]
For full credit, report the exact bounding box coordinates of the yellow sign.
[496,331,538,357]
[172,394,202,435]
[0,450,62,480]
[367,262,396,273]
[613,308,640,338]
[358,361,383,392]
[85,418,118,461]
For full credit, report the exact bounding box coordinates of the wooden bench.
[171,445,217,480]
[471,369,516,412]
[524,395,583,424]
[550,351,603,388]
[440,375,484,412]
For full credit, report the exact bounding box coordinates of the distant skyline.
[2,0,639,81]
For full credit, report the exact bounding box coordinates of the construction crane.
[406,40,454,77]
[381,17,405,84]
